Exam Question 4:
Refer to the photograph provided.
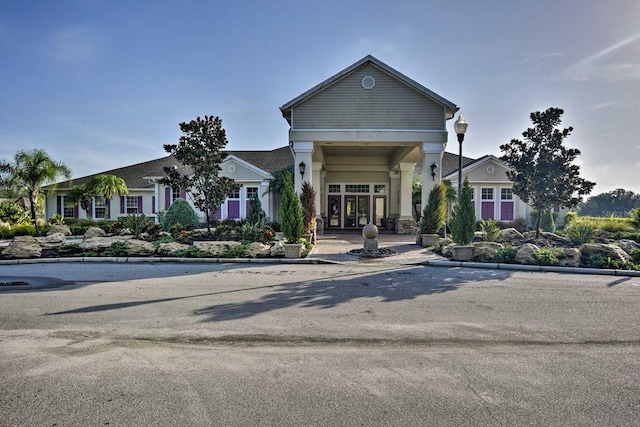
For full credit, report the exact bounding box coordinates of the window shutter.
[73,205,79,218]
[89,202,93,219]
[165,187,171,209]
[152,196,156,213]
[56,196,62,215]
[180,188,186,199]
[138,196,143,213]
[106,199,111,219]
[120,196,125,214]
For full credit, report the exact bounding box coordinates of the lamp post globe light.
[454,114,468,196]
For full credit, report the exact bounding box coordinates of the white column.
[420,142,446,209]
[312,162,322,216]
[399,162,415,220]
[291,141,314,194]
[389,170,400,218]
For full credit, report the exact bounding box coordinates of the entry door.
[328,195,341,228]
[357,195,370,226]
[373,196,386,228]
[344,196,357,228]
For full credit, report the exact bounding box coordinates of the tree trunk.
[535,209,542,239]
[29,188,38,222]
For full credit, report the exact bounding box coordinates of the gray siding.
[292,64,445,130]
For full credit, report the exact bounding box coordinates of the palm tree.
[66,184,94,217]
[87,174,129,218]
[8,149,71,222]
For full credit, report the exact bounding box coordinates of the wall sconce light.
[430,162,438,181]
[298,161,306,179]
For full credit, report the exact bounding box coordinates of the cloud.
[522,52,564,63]
[590,101,620,110]
[557,32,640,82]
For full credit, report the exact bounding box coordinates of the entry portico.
[280,55,459,234]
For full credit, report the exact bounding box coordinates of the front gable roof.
[280,55,459,124]
[443,154,511,181]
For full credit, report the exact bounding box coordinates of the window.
[374,185,386,194]
[63,199,75,218]
[246,187,258,199]
[172,187,181,203]
[94,196,106,219]
[229,189,240,198]
[345,184,370,193]
[328,184,341,193]
[481,188,494,200]
[126,196,139,214]
[500,188,514,221]
[501,188,513,200]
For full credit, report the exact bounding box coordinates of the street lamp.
[454,114,468,196]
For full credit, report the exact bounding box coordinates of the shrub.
[0,201,29,224]
[628,248,640,263]
[222,243,247,258]
[12,223,36,236]
[565,223,594,245]
[103,240,130,257]
[240,221,261,243]
[533,248,560,266]
[174,247,209,258]
[421,183,446,234]
[479,219,500,242]
[630,207,640,229]
[280,172,303,243]
[58,243,83,255]
[564,211,578,227]
[300,181,317,234]
[495,246,518,264]
[267,221,281,232]
[211,224,239,241]
[161,199,199,232]
[49,213,65,225]
[510,217,528,232]
[0,224,15,239]
[247,196,266,225]
[451,178,475,245]
[119,213,150,238]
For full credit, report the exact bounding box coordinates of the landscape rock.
[47,224,71,236]
[125,239,155,256]
[580,243,632,265]
[84,227,106,239]
[496,228,524,245]
[193,240,241,256]
[156,242,191,256]
[435,237,452,250]
[35,232,66,248]
[79,236,132,251]
[472,242,503,261]
[2,235,42,259]
[515,243,540,264]
[246,242,271,258]
[557,247,580,267]
[539,232,571,245]
[270,240,285,257]
[616,239,640,253]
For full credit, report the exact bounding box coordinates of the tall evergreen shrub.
[451,178,476,245]
[161,199,200,231]
[421,183,447,234]
[280,172,303,243]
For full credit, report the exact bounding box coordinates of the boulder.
[439,242,454,258]
[539,232,570,245]
[2,235,42,259]
[616,239,640,253]
[435,237,452,250]
[84,226,106,239]
[496,228,524,245]
[515,243,540,265]
[580,243,631,265]
[557,247,580,267]
[193,241,241,256]
[156,242,192,256]
[270,240,285,257]
[246,242,271,258]
[79,236,132,251]
[472,242,503,261]
[35,232,66,248]
[47,224,71,236]
[125,239,155,256]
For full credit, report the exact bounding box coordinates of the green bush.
[451,178,475,245]
[211,224,239,241]
[533,248,560,266]
[564,211,578,227]
[630,207,640,229]
[628,248,640,263]
[118,214,151,238]
[12,223,36,236]
[103,240,130,257]
[479,219,500,242]
[49,213,65,225]
[161,199,199,232]
[280,172,303,243]
[0,224,15,239]
[247,196,266,226]
[565,223,594,245]
[421,183,446,234]
[222,244,247,258]
[495,246,518,264]
[58,243,83,255]
[0,201,29,224]
[174,247,209,258]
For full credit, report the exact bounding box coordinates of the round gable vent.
[361,75,375,90]
[486,166,495,174]
[228,165,236,173]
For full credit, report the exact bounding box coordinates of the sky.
[1,0,639,195]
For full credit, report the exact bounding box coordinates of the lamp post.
[454,114,468,196]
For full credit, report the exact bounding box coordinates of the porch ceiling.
[314,142,422,167]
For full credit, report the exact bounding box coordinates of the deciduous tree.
[500,107,595,238]
[160,115,241,233]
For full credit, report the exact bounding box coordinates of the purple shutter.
[500,201,514,221]
[56,196,62,215]
[213,207,221,220]
[165,187,171,209]
[73,205,79,218]
[89,202,93,218]
[137,196,143,213]
[152,196,156,213]
[180,188,186,199]
[481,202,494,220]
[553,205,560,213]
[120,196,125,214]
[228,200,240,219]
[106,199,111,219]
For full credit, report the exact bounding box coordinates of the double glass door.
[328,195,386,229]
